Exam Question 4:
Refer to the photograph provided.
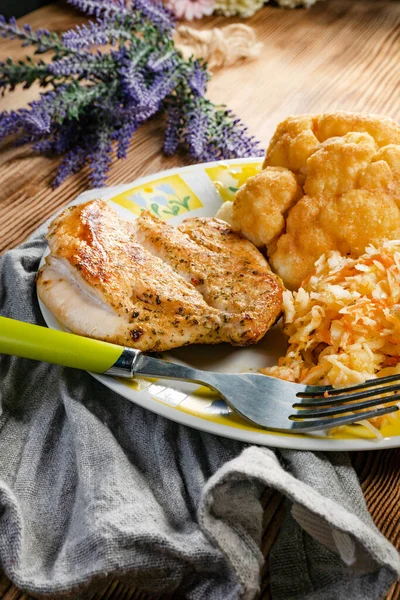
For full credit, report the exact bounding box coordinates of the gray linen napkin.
[0,228,399,600]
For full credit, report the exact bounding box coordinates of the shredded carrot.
[383,356,400,366]
[320,330,331,344]
[377,254,395,268]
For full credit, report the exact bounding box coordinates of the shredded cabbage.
[262,241,400,436]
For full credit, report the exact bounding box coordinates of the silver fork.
[1,316,399,433]
[106,348,400,432]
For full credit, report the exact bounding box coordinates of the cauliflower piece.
[315,113,400,147]
[215,200,234,226]
[215,167,300,247]
[263,113,400,177]
[304,132,376,197]
[269,195,335,287]
[230,167,299,247]
[263,115,320,179]
[232,112,400,289]
[271,190,400,286]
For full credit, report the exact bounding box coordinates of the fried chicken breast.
[216,112,400,289]
[37,200,283,351]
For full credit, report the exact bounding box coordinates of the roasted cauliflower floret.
[269,195,337,287]
[220,112,400,290]
[304,132,376,197]
[314,112,400,147]
[263,113,400,177]
[262,115,320,178]
[228,167,299,247]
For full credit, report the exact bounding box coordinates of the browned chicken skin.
[37,200,283,351]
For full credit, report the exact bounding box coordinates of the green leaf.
[150,203,160,216]
[181,195,190,209]
[228,186,239,193]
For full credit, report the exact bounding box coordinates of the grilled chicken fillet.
[37,200,283,351]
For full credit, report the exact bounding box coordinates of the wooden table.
[0,1,399,599]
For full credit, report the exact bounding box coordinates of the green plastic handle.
[0,316,123,373]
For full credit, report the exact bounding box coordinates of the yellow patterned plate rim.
[37,158,400,451]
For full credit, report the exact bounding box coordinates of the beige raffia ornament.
[174,24,262,70]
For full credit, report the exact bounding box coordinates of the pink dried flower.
[166,0,215,20]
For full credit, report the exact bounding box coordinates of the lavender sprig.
[88,129,114,187]
[188,60,209,96]
[131,0,175,33]
[61,15,136,50]
[114,117,138,159]
[185,98,210,158]
[163,105,182,155]
[47,52,116,79]
[66,0,130,19]
[147,48,178,73]
[0,16,62,53]
[53,144,88,187]
[0,56,55,91]
[0,0,261,187]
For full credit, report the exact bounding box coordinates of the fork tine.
[289,405,399,432]
[295,383,400,407]
[299,372,400,398]
[292,394,400,418]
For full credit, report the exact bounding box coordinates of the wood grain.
[0,1,400,599]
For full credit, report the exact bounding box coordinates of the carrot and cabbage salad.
[262,241,400,438]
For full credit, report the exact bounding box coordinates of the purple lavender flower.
[188,60,209,97]
[0,102,51,144]
[0,16,60,53]
[53,144,88,187]
[87,130,114,187]
[163,105,181,155]
[18,107,51,134]
[206,116,262,161]
[33,120,79,155]
[66,0,130,19]
[119,62,149,106]
[185,102,210,158]
[62,20,108,51]
[129,69,179,123]
[0,111,22,142]
[67,0,174,33]
[120,62,178,123]
[48,53,114,78]
[148,69,179,107]
[147,49,177,73]
[224,124,262,157]
[0,0,262,187]
[113,117,138,159]
[131,0,175,33]
[31,137,55,154]
[62,15,134,51]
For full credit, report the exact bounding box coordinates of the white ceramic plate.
[38,158,400,451]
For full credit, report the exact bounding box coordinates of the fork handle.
[0,317,215,387]
[106,347,218,388]
[0,316,123,373]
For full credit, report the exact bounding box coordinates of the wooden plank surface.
[0,1,399,599]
